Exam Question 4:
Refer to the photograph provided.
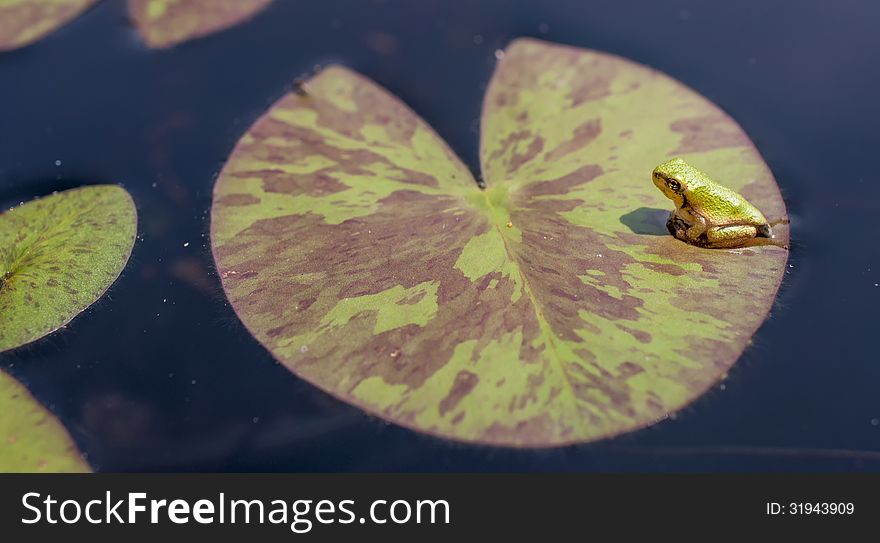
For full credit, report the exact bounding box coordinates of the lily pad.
[0,185,137,353]
[0,370,89,472]
[0,0,99,52]
[211,38,788,447]
[129,0,274,49]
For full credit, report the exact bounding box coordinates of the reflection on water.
[1,0,879,471]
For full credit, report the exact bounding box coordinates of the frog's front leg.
[666,209,707,244]
[684,213,708,241]
[704,224,759,248]
[666,212,689,239]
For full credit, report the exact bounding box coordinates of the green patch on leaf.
[0,370,89,472]
[0,185,137,352]
[0,0,99,52]
[211,38,789,447]
[129,0,273,49]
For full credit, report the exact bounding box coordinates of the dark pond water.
[1,0,879,471]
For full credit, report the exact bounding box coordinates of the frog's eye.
[666,179,682,192]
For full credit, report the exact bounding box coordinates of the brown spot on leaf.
[397,291,426,305]
[217,194,260,207]
[263,172,349,196]
[670,114,749,155]
[520,164,603,198]
[439,371,479,416]
[619,325,651,344]
[545,118,601,162]
[644,262,687,276]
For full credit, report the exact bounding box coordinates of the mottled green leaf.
[211,38,789,446]
[0,185,137,352]
[0,370,89,472]
[129,0,273,49]
[0,0,99,52]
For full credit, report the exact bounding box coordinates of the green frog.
[652,157,772,248]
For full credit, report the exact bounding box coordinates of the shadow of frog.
[619,207,671,236]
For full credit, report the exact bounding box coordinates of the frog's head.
[652,157,694,205]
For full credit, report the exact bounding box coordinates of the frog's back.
[689,183,767,226]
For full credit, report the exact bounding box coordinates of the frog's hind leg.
[703,224,759,248]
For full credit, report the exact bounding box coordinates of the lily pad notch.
[0,185,138,353]
[211,38,788,447]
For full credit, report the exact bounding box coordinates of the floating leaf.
[129,0,273,49]
[0,185,137,353]
[0,370,89,472]
[0,0,99,52]
[211,38,788,446]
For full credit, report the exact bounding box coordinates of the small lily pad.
[0,185,137,353]
[0,370,89,472]
[211,39,788,446]
[129,0,274,49]
[0,0,99,52]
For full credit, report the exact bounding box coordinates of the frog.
[652,157,772,249]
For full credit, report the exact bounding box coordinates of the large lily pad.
[0,185,137,352]
[211,38,788,446]
[129,0,274,49]
[0,0,99,52]
[0,370,89,472]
